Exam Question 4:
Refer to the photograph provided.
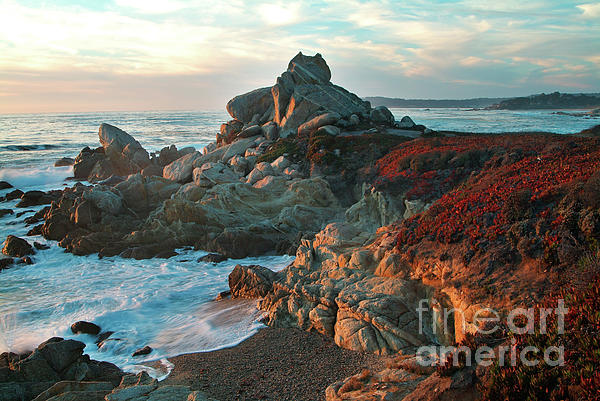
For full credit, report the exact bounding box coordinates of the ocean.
[0,108,597,378]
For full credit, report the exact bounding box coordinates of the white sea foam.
[0,166,73,191]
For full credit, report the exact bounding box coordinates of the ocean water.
[0,108,598,378]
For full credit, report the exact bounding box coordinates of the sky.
[0,0,599,113]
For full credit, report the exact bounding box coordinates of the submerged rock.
[54,157,75,167]
[132,346,153,357]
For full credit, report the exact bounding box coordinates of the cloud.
[0,0,598,113]
[577,3,600,18]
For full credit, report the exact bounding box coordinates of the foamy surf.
[0,191,293,379]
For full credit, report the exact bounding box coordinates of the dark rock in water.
[25,338,85,373]
[0,258,13,270]
[119,242,178,260]
[54,157,75,167]
[4,189,24,201]
[0,209,13,218]
[229,264,277,299]
[24,206,50,226]
[27,224,43,237]
[18,256,33,265]
[71,321,101,336]
[34,241,50,250]
[132,346,153,357]
[95,331,115,345]
[370,105,395,125]
[15,209,33,218]
[0,181,13,190]
[16,190,61,208]
[198,253,227,263]
[2,235,34,257]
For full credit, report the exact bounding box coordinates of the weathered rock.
[82,186,122,215]
[193,162,240,187]
[226,87,274,124]
[228,155,251,176]
[2,235,34,257]
[370,106,395,125]
[99,123,150,175]
[55,157,75,167]
[73,200,101,227]
[87,159,115,183]
[71,321,101,336]
[271,156,291,172]
[141,163,163,177]
[163,152,204,183]
[298,112,341,135]
[132,346,152,357]
[345,188,405,232]
[229,264,277,298]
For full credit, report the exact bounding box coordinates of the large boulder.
[193,162,240,187]
[370,106,395,125]
[98,123,150,175]
[226,87,274,124]
[162,151,204,183]
[229,264,277,298]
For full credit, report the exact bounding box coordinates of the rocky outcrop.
[229,264,277,298]
[98,123,150,175]
[0,337,123,401]
[223,52,377,141]
[103,372,215,401]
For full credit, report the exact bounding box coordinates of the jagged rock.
[73,147,106,180]
[82,186,122,215]
[141,163,163,177]
[298,112,341,135]
[71,321,101,335]
[2,235,34,257]
[87,159,115,183]
[218,120,244,145]
[246,162,275,185]
[55,157,75,167]
[173,183,206,202]
[99,123,150,175]
[404,199,430,219]
[229,264,277,298]
[73,200,101,227]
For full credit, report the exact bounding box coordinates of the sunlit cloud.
[577,3,600,18]
[0,0,598,113]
